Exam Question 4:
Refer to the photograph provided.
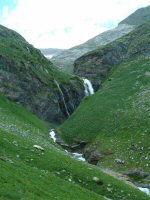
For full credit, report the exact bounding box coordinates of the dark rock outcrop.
[74,22,150,91]
[0,25,84,124]
[51,24,134,73]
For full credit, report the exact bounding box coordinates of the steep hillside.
[119,5,150,26]
[40,48,65,59]
[59,57,150,183]
[51,24,134,73]
[74,22,150,91]
[1,95,149,199]
[51,6,150,74]
[0,25,84,125]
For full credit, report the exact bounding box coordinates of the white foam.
[72,152,86,162]
[49,129,57,143]
[138,187,150,196]
[83,78,94,96]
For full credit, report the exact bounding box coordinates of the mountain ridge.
[51,24,134,73]
[0,24,84,125]
[51,6,150,74]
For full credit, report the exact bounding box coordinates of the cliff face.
[51,24,134,73]
[51,6,150,74]
[0,25,84,124]
[74,22,150,91]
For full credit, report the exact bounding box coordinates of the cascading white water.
[83,78,94,96]
[54,80,70,117]
[49,129,57,142]
[49,129,86,162]
[71,152,86,162]
[138,187,150,196]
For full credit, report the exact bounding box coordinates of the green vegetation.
[119,6,150,26]
[1,6,150,199]
[59,58,150,173]
[83,21,150,60]
[0,94,149,199]
[0,25,71,87]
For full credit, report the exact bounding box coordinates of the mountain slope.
[58,22,150,179]
[119,5,150,26]
[1,95,148,200]
[40,48,65,59]
[74,22,150,91]
[59,57,150,177]
[51,24,134,73]
[0,25,84,125]
[51,6,150,74]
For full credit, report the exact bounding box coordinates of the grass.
[58,58,150,173]
[0,25,72,88]
[0,94,149,199]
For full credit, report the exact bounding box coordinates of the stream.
[49,78,150,196]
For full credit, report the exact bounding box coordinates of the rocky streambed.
[49,129,150,196]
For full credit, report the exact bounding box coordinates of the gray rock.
[51,24,134,73]
[0,156,14,164]
[124,171,150,178]
[115,159,125,164]
[33,145,44,151]
[74,23,150,91]
[0,32,84,124]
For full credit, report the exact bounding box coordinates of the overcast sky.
[0,0,150,49]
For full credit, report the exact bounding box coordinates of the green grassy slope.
[0,94,148,200]
[0,25,71,86]
[0,24,85,125]
[59,58,150,173]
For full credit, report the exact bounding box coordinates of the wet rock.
[87,153,102,165]
[73,140,88,148]
[84,144,113,165]
[115,159,125,164]
[124,171,150,178]
[70,141,87,151]
[136,184,150,189]
[0,156,14,164]
[0,31,85,125]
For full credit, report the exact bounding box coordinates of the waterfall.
[49,129,86,162]
[83,78,94,96]
[54,80,70,117]
[49,129,57,142]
